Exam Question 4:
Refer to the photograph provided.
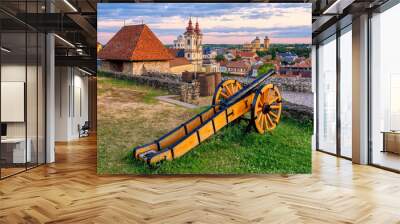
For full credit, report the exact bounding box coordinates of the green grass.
[97,73,312,174]
[97,73,167,104]
[106,117,312,174]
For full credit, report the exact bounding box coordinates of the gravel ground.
[221,76,313,108]
[157,91,313,109]
[282,91,313,108]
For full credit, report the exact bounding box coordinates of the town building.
[168,48,194,74]
[279,58,311,77]
[98,24,174,75]
[173,35,185,49]
[277,52,298,64]
[219,60,228,73]
[203,63,220,73]
[225,60,251,76]
[170,57,194,74]
[202,48,219,72]
[172,18,203,71]
[203,47,217,60]
[224,52,236,61]
[243,36,270,52]
[236,51,257,61]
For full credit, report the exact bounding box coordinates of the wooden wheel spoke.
[256,112,263,123]
[225,85,234,96]
[258,98,264,108]
[269,96,279,104]
[269,111,279,120]
[270,105,280,110]
[266,114,275,128]
[228,83,234,93]
[264,90,270,103]
[263,114,269,130]
[220,91,229,99]
[259,114,265,127]
[253,85,281,133]
[232,83,238,92]
[213,80,242,105]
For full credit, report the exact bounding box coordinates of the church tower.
[264,36,270,51]
[184,18,202,70]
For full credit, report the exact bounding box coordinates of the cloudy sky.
[97,3,312,45]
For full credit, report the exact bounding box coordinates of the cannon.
[133,69,282,166]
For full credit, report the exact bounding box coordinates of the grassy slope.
[97,75,312,174]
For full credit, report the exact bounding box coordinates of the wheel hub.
[262,104,270,114]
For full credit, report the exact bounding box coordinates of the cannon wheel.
[212,79,243,105]
[251,84,282,133]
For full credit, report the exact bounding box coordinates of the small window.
[187,39,190,45]
[111,61,123,72]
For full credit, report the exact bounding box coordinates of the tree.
[257,63,275,77]
[232,55,241,61]
[215,54,225,62]
[270,51,276,60]
[256,50,267,57]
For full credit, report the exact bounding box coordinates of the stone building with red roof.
[279,58,311,77]
[236,51,257,60]
[167,47,195,74]
[225,60,251,76]
[98,24,174,75]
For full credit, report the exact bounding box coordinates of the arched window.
[187,39,190,45]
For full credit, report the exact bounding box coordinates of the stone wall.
[98,70,199,103]
[131,61,171,75]
[99,61,112,72]
[282,100,313,121]
[99,60,171,75]
[271,76,312,93]
[222,75,313,121]
[170,64,195,75]
[222,75,312,93]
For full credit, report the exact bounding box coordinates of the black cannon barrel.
[223,69,276,107]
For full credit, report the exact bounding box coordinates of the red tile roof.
[167,48,179,57]
[226,60,250,69]
[98,24,173,61]
[219,60,228,66]
[236,51,256,58]
[286,59,311,68]
[170,57,191,67]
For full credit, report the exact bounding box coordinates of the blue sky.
[98,3,311,45]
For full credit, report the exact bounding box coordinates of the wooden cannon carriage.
[133,69,282,166]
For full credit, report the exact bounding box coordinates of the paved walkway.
[156,95,198,109]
